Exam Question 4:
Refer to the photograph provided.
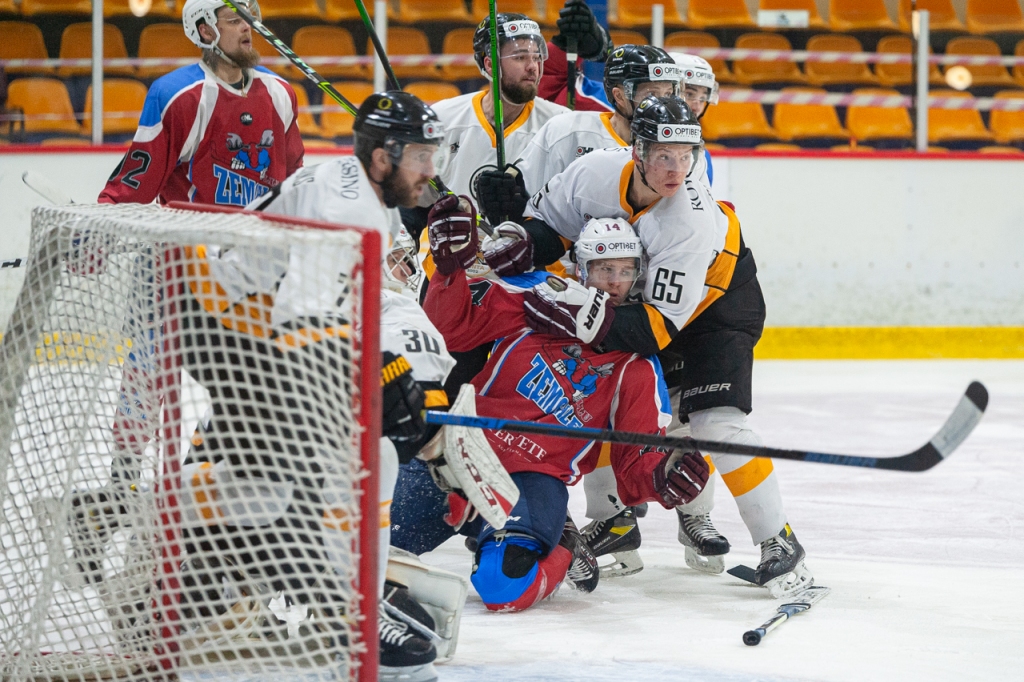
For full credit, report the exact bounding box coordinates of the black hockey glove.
[653,441,709,508]
[474,165,529,225]
[553,0,611,62]
[381,351,426,442]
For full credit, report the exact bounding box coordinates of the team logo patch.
[240,112,253,125]
[378,97,393,110]
[613,48,625,58]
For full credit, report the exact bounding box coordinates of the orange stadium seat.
[664,31,733,84]
[732,33,807,87]
[137,23,201,80]
[292,26,365,81]
[754,143,801,151]
[965,0,1024,34]
[700,91,779,144]
[82,79,149,136]
[759,0,826,29]
[845,88,914,145]
[320,81,375,138]
[440,28,482,82]
[611,0,687,29]
[805,34,880,89]
[990,90,1024,145]
[472,0,541,23]
[289,83,323,138]
[609,30,648,47]
[6,78,82,135]
[325,0,392,22]
[0,0,17,12]
[944,37,1016,89]
[257,0,322,20]
[0,21,53,77]
[898,0,965,33]
[252,34,290,78]
[58,23,134,78]
[687,0,755,30]
[103,0,177,17]
[828,0,897,32]
[977,144,1023,152]
[773,87,851,144]
[874,35,945,89]
[398,0,474,24]
[19,0,91,14]
[928,89,995,146]
[367,28,437,82]
[405,81,461,104]
[1015,39,1024,87]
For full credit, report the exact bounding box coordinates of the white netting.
[0,204,379,681]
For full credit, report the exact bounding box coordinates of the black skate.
[378,601,437,682]
[559,515,600,593]
[382,579,442,647]
[676,510,731,575]
[581,507,644,578]
[755,523,813,598]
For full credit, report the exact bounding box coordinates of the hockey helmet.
[669,52,719,115]
[472,13,548,79]
[182,0,262,53]
[574,217,644,289]
[353,91,448,177]
[383,226,423,297]
[630,95,702,181]
[603,45,682,109]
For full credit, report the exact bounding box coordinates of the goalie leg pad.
[387,548,469,662]
[471,536,571,613]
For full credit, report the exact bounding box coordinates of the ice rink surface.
[429,360,1024,682]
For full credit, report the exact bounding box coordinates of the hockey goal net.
[0,203,381,681]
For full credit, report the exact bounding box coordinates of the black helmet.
[353,91,444,149]
[630,95,702,147]
[472,12,548,75]
[603,44,680,106]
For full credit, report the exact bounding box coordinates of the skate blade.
[764,561,814,599]
[379,662,438,682]
[597,550,644,578]
[684,547,725,575]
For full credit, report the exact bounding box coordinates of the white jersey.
[429,91,568,205]
[515,110,628,194]
[524,147,727,332]
[380,290,455,385]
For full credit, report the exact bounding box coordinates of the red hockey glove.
[523,277,615,346]
[653,440,709,508]
[427,194,478,276]
[482,221,534,277]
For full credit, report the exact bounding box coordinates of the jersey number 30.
[651,268,684,305]
[402,329,441,355]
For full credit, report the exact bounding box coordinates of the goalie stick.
[742,585,831,646]
[425,381,988,472]
[23,170,73,205]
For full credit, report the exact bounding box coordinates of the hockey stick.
[743,586,830,646]
[487,0,506,171]
[23,171,73,205]
[425,381,988,472]
[566,36,577,111]
[352,0,400,91]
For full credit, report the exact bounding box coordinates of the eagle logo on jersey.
[551,344,614,403]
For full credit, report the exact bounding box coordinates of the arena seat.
[103,0,177,17]
[874,35,945,89]
[58,23,134,78]
[0,21,53,77]
[6,78,82,135]
[440,28,481,82]
[928,89,995,147]
[82,79,149,136]
[325,0,386,22]
[845,88,914,146]
[664,31,733,84]
[773,87,852,146]
[944,37,1016,89]
[257,0,322,20]
[405,81,461,105]
[19,0,91,15]
[398,0,474,24]
[0,0,17,12]
[472,0,541,23]
[252,34,291,78]
[989,90,1024,145]
[977,144,1023,152]
[1014,40,1024,87]
[609,30,648,47]
[700,91,779,145]
[804,35,880,89]
[759,0,826,29]
[611,0,688,29]
[897,0,965,33]
[754,143,801,151]
[289,82,323,138]
[291,26,365,81]
[367,28,437,82]
[687,0,755,30]
[828,0,897,32]
[731,33,807,87]
[965,0,1024,34]
[320,81,375,138]
[137,23,201,80]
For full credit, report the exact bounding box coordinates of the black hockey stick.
[742,586,830,646]
[352,0,400,91]
[566,36,577,111]
[425,381,988,472]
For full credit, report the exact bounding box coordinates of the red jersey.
[99,63,303,206]
[539,42,612,112]
[424,269,674,507]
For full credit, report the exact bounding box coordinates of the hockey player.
[98,0,303,206]
[538,0,613,111]
[671,52,719,186]
[390,216,710,613]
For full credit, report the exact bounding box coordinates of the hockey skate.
[581,507,644,578]
[676,510,730,575]
[378,601,438,682]
[560,516,600,593]
[755,523,813,598]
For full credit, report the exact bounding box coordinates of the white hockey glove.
[523,276,615,346]
[481,221,534,277]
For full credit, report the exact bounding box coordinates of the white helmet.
[669,52,719,107]
[383,227,422,297]
[182,0,261,61]
[574,217,644,287]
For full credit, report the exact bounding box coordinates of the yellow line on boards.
[756,327,1024,359]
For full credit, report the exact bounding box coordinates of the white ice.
[427,360,1024,682]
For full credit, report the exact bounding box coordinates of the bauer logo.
[658,124,701,143]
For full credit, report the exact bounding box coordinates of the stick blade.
[22,171,73,205]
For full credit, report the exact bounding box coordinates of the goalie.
[390,214,711,612]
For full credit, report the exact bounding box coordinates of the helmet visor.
[584,257,642,287]
[388,139,450,179]
[500,36,548,65]
[641,142,696,174]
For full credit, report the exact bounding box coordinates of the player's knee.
[471,536,570,612]
[689,406,762,447]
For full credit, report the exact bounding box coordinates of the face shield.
[582,257,643,289]
[227,0,262,22]
[383,230,422,296]
[383,120,449,178]
[622,63,683,106]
